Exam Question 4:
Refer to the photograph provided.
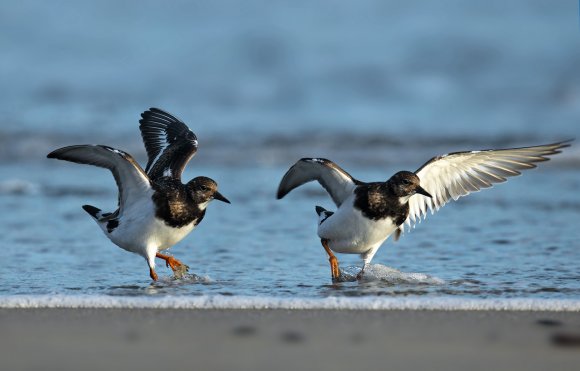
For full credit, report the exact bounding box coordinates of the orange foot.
[155,253,189,272]
[329,255,341,281]
[321,239,341,281]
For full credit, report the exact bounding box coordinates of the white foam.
[349,264,445,285]
[1,295,580,311]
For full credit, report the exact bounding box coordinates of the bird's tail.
[82,205,104,220]
[315,205,334,225]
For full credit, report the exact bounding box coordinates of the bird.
[47,108,230,281]
[277,141,571,282]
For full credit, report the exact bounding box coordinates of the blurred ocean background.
[1,0,579,307]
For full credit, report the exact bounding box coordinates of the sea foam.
[1,295,580,311]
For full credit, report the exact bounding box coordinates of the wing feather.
[47,145,151,209]
[277,158,360,207]
[405,141,571,229]
[139,108,198,181]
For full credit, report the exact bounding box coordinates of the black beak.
[213,191,231,204]
[416,185,432,198]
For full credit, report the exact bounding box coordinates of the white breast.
[317,195,398,255]
[99,193,197,258]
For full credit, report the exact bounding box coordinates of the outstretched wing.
[277,158,361,207]
[47,145,152,209]
[405,141,571,229]
[139,107,198,181]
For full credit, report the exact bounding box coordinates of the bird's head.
[186,176,230,207]
[387,171,432,200]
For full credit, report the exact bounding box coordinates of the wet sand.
[1,309,579,371]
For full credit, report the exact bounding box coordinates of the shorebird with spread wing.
[48,108,230,281]
[277,141,570,281]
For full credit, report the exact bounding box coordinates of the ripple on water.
[1,158,579,301]
[0,179,41,195]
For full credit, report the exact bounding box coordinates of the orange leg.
[321,239,341,281]
[155,253,187,272]
[149,267,158,281]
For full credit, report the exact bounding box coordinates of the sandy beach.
[1,309,579,371]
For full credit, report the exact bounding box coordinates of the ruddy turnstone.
[47,108,230,281]
[277,141,571,281]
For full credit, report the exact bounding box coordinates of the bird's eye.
[402,179,411,185]
[200,185,209,192]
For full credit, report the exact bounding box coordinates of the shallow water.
[1,0,579,307]
[1,159,579,304]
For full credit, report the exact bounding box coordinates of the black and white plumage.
[277,141,571,281]
[47,108,230,281]
[139,108,199,180]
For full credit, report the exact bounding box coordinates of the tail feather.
[82,205,102,219]
[315,205,334,225]
[315,206,327,216]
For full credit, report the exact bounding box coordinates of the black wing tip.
[142,107,165,115]
[554,139,574,149]
[276,187,288,200]
[139,107,181,122]
[139,107,169,125]
[47,145,81,159]
[138,107,194,139]
[530,139,573,157]
[139,107,162,122]
[276,162,301,199]
[489,139,574,153]
[47,145,76,159]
